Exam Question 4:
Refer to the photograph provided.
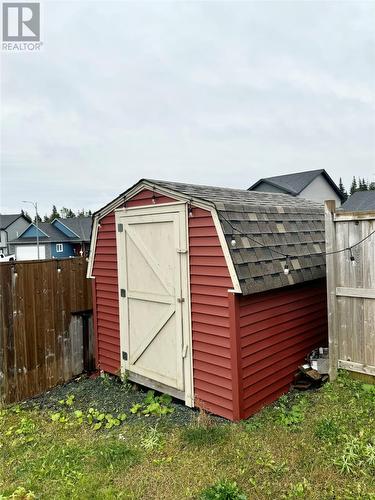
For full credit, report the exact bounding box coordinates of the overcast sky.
[1,0,375,217]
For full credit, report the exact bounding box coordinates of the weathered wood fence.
[325,201,375,379]
[0,257,94,404]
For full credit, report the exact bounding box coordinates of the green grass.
[0,372,374,499]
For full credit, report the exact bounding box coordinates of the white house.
[248,169,344,206]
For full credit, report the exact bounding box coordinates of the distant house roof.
[340,191,375,212]
[0,213,30,230]
[94,178,326,295]
[248,169,345,201]
[52,217,92,240]
[11,217,92,244]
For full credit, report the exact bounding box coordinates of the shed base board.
[127,371,187,405]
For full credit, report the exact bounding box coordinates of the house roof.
[0,213,29,230]
[53,217,92,240]
[150,180,326,295]
[340,191,375,212]
[10,217,92,244]
[248,169,345,201]
[93,178,325,295]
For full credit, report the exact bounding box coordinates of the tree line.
[22,206,92,223]
[338,176,375,201]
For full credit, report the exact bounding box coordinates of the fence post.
[325,200,338,380]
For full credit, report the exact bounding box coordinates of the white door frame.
[115,202,194,407]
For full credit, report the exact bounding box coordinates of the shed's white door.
[116,204,193,405]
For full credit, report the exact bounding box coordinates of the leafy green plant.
[198,479,247,500]
[276,395,308,428]
[5,417,36,443]
[130,391,174,417]
[58,394,75,406]
[314,417,341,443]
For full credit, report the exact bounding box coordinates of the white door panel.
[16,245,46,260]
[116,204,192,403]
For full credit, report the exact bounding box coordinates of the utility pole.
[22,200,40,259]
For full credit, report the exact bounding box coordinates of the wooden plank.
[324,200,338,380]
[334,212,375,221]
[336,287,375,299]
[338,359,375,376]
[0,257,93,404]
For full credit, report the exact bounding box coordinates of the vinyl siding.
[92,190,235,419]
[238,279,328,419]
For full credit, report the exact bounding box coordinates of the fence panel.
[325,202,375,379]
[0,257,93,404]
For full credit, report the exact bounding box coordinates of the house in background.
[248,169,344,205]
[340,191,375,212]
[0,213,31,255]
[10,216,92,260]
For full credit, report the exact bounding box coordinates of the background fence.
[0,257,94,404]
[325,201,375,379]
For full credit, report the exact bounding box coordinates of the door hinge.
[120,288,126,297]
[177,297,185,303]
[117,223,123,232]
[182,345,188,358]
[122,351,128,361]
[177,249,188,254]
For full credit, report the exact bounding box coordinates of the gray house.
[340,191,375,212]
[249,169,344,206]
[0,213,31,255]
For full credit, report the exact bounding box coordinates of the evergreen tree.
[350,176,358,195]
[34,214,42,223]
[50,205,60,220]
[338,177,348,201]
[369,182,375,191]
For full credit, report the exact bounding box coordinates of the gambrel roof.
[90,179,326,295]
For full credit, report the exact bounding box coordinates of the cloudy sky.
[1,0,375,217]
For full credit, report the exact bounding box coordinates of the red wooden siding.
[189,207,234,420]
[92,190,236,419]
[237,279,328,419]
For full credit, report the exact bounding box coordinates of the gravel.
[23,374,201,426]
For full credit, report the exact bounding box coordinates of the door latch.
[120,289,126,297]
[177,249,188,254]
[177,297,185,303]
[122,351,128,361]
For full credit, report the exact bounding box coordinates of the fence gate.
[325,201,375,379]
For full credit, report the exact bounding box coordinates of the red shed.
[87,179,328,420]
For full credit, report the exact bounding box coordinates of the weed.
[0,486,36,499]
[334,435,375,475]
[198,479,247,500]
[130,390,174,417]
[141,425,164,451]
[276,395,308,428]
[58,394,75,406]
[314,417,341,442]
[282,479,310,499]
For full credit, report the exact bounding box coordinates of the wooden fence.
[0,257,94,404]
[325,201,375,379]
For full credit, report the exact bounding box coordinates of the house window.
[56,243,64,253]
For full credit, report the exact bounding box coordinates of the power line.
[219,213,375,260]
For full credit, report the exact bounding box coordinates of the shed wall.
[238,279,328,419]
[92,189,236,419]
